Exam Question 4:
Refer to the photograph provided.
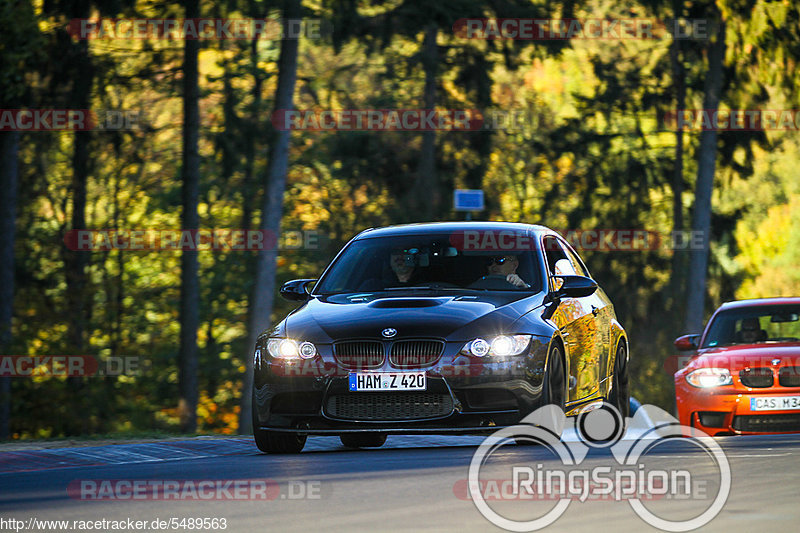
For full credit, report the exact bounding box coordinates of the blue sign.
[454,189,484,211]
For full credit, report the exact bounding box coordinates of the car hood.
[687,342,800,371]
[281,292,548,342]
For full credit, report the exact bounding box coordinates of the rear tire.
[340,433,387,448]
[608,341,630,421]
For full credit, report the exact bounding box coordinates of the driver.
[483,254,529,288]
[738,317,764,344]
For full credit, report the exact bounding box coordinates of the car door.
[542,236,598,403]
[559,238,607,398]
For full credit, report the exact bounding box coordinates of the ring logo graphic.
[467,404,731,532]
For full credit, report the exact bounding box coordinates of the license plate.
[750,396,800,411]
[348,372,426,392]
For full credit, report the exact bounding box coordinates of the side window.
[542,236,566,274]
[542,236,569,290]
[560,240,589,278]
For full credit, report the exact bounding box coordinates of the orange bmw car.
[674,298,800,435]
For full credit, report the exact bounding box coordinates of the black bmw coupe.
[252,222,629,452]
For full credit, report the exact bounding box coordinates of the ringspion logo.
[467,405,730,531]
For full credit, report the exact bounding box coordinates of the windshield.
[702,305,800,348]
[314,234,543,294]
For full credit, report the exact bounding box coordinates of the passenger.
[358,248,419,291]
[390,248,416,283]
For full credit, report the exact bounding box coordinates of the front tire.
[543,341,566,410]
[516,341,565,445]
[252,394,307,454]
[340,433,387,448]
[254,429,307,454]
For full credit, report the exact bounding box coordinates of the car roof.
[353,221,555,239]
[717,297,800,310]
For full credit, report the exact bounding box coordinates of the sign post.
[453,189,484,221]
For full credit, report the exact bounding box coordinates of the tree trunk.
[178,0,201,433]
[684,18,726,333]
[668,0,686,310]
[239,0,301,434]
[414,23,438,221]
[242,25,265,233]
[63,37,94,436]
[0,131,20,439]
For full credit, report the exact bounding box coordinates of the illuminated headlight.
[462,335,531,357]
[686,368,732,388]
[266,338,317,360]
[491,336,516,356]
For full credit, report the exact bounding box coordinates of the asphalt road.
[1,424,798,533]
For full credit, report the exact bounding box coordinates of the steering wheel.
[468,274,517,290]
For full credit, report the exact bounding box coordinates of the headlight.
[462,335,531,357]
[468,338,490,357]
[298,342,317,358]
[686,368,732,388]
[266,338,317,360]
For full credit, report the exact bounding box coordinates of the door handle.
[591,305,599,316]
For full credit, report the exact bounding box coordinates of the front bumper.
[675,380,800,435]
[253,338,550,434]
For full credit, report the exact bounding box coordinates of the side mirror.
[280,279,317,302]
[552,275,598,299]
[674,334,700,351]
